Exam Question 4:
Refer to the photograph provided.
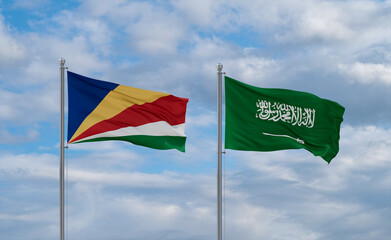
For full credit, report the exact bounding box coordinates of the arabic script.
[255,99,315,128]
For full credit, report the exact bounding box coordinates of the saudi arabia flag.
[225,76,345,163]
[67,71,188,152]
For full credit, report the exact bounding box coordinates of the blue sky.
[1,0,391,239]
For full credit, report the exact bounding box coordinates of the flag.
[67,71,188,152]
[225,76,345,163]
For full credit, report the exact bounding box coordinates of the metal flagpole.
[59,58,66,240]
[217,63,223,240]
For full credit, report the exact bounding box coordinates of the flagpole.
[217,63,223,240]
[59,58,66,240]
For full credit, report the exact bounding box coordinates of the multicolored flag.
[67,71,188,152]
[225,76,345,163]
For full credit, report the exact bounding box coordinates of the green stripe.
[71,135,186,152]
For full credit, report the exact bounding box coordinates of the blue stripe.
[67,71,119,142]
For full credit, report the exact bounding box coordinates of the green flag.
[225,76,345,163]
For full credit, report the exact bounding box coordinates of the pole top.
[217,63,223,72]
[59,58,65,66]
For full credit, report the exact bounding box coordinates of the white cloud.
[26,34,110,78]
[10,0,50,9]
[223,192,325,240]
[172,0,240,30]
[0,209,56,223]
[0,15,25,65]
[173,0,216,26]
[64,182,216,239]
[338,125,391,167]
[51,10,114,56]
[339,62,391,85]
[125,7,187,56]
[128,20,186,56]
[0,129,39,144]
[223,55,281,85]
[3,122,391,240]
[73,0,189,56]
[187,112,216,127]
[0,88,57,124]
[229,124,391,193]
[186,0,389,50]
[293,2,354,42]
[69,170,187,188]
[0,150,198,189]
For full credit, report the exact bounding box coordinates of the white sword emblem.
[262,132,305,144]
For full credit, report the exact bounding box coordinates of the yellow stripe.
[69,84,170,143]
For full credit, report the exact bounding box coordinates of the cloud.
[0,15,25,65]
[222,54,281,85]
[64,182,216,240]
[339,62,391,85]
[272,1,354,43]
[1,0,389,129]
[23,34,110,81]
[0,88,57,124]
[51,9,114,57]
[187,112,216,127]
[0,150,217,239]
[221,125,391,239]
[0,153,58,179]
[0,129,39,144]
[2,124,391,239]
[9,0,50,9]
[233,125,391,190]
[126,11,187,56]
[225,201,324,240]
[70,0,189,56]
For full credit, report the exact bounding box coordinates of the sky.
[1,0,391,239]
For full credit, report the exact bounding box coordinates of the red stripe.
[70,95,188,143]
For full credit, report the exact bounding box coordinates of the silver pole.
[59,58,65,240]
[217,63,223,240]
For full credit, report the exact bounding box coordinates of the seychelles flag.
[67,71,188,152]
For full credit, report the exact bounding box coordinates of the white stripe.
[74,121,186,143]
